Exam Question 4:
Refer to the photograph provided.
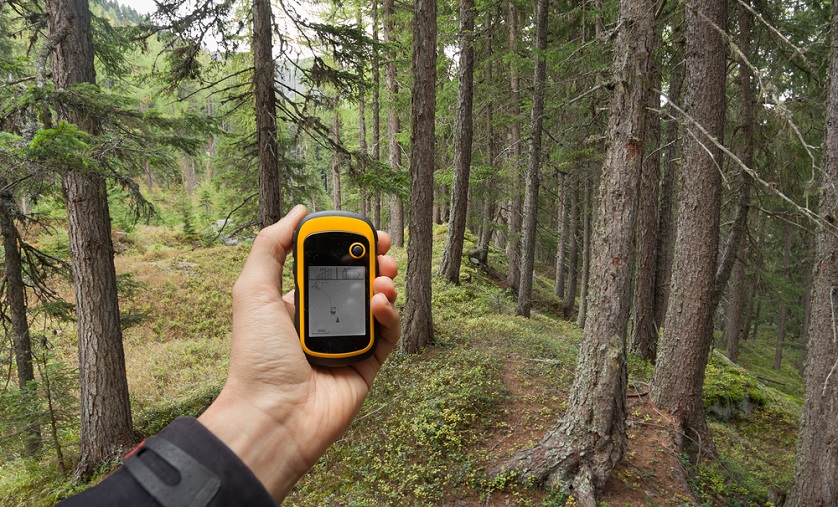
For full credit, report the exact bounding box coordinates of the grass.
[0,221,807,507]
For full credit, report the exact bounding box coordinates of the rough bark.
[515,0,548,318]
[554,173,569,298]
[1,186,41,455]
[384,0,404,246]
[786,6,838,503]
[253,0,282,227]
[372,0,382,228]
[479,49,497,256]
[506,0,523,291]
[724,246,747,364]
[576,173,592,328]
[775,221,792,370]
[439,0,476,283]
[332,111,342,210]
[562,175,579,319]
[630,28,663,361]
[650,0,727,455]
[48,0,134,479]
[498,1,654,502]
[653,9,684,333]
[400,0,436,354]
[358,10,369,217]
[712,1,753,313]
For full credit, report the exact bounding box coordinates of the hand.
[198,205,400,502]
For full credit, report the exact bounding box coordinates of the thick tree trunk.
[401,0,436,354]
[650,0,727,455]
[576,173,592,328]
[47,0,134,479]
[358,11,369,217]
[497,1,654,502]
[653,10,684,333]
[554,173,569,298]
[515,0,548,318]
[439,0,475,283]
[630,29,663,361]
[372,0,382,228]
[0,187,41,455]
[774,221,792,370]
[786,6,838,503]
[384,0,404,246]
[562,176,579,318]
[253,0,282,227]
[506,0,523,291]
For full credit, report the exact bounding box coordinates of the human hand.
[198,205,400,502]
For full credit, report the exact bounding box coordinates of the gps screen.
[308,266,366,337]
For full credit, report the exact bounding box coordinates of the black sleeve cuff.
[58,417,277,507]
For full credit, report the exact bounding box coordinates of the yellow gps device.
[292,211,378,366]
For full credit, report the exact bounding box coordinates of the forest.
[0,0,836,505]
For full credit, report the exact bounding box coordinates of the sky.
[118,0,157,15]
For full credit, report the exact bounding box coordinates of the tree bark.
[630,26,663,361]
[0,186,41,455]
[439,0,475,283]
[554,173,569,298]
[506,0,523,291]
[384,0,404,246]
[253,0,282,227]
[724,245,747,364]
[650,0,727,455]
[332,111,342,210]
[400,0,436,354]
[653,9,684,334]
[786,6,838,503]
[562,175,579,319]
[712,0,754,313]
[775,221,792,370]
[515,0,548,318]
[372,0,382,228]
[497,1,654,502]
[576,172,592,328]
[47,0,134,479]
[358,10,369,217]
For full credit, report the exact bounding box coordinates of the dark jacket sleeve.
[58,417,277,507]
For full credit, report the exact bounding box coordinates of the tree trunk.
[372,0,382,228]
[48,0,134,479]
[497,1,654,501]
[774,221,792,370]
[653,9,684,333]
[576,172,592,328]
[253,0,282,227]
[650,0,727,456]
[332,111,342,210]
[384,0,404,246]
[439,0,475,283]
[358,10,369,217]
[515,0,548,318]
[401,0,436,354]
[479,48,497,257]
[506,0,523,291]
[0,186,41,455]
[724,244,748,364]
[712,0,754,313]
[786,6,838,503]
[562,175,579,318]
[554,173,569,298]
[630,28,663,361]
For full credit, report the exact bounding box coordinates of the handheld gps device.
[292,211,378,366]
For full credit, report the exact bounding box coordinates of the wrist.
[198,389,308,503]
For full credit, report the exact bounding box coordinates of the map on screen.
[308,266,366,336]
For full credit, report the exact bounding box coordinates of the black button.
[351,244,364,257]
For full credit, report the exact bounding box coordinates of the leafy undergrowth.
[1,223,805,507]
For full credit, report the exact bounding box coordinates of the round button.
[350,243,365,258]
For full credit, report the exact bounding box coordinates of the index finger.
[376,231,392,256]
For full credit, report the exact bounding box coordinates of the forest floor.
[0,223,806,506]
